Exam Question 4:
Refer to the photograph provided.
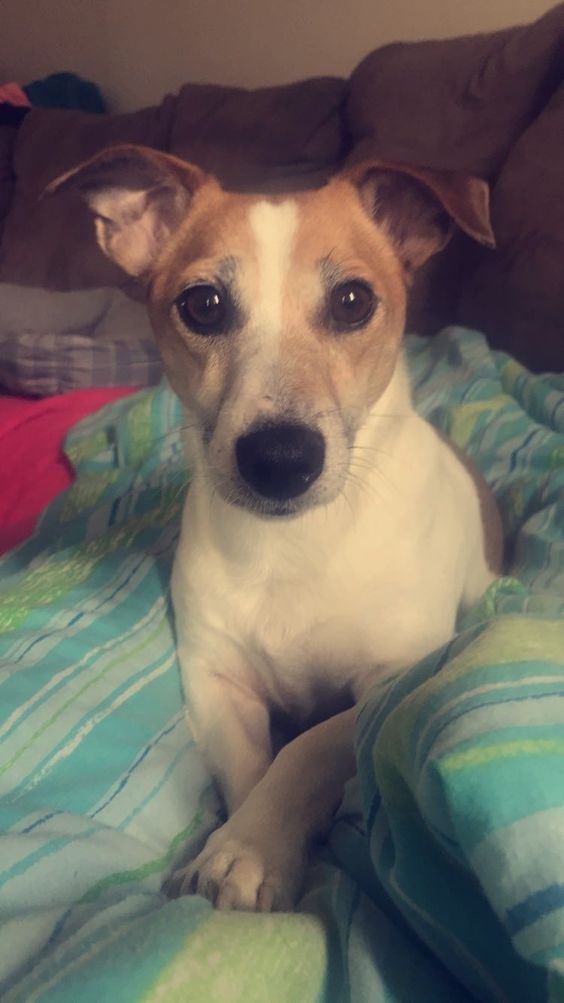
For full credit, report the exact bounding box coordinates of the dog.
[49,146,501,912]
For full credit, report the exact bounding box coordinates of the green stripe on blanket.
[355,616,564,1001]
[0,328,563,1002]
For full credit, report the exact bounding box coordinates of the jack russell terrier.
[49,146,501,912]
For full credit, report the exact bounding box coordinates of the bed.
[2,7,564,998]
[1,327,563,1002]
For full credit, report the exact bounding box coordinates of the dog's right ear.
[46,145,214,279]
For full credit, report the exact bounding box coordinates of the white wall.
[0,0,556,112]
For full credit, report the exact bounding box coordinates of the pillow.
[0,284,162,395]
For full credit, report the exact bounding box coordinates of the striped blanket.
[1,328,563,1002]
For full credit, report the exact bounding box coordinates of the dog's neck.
[181,353,423,568]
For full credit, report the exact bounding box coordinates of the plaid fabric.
[0,331,162,395]
[0,284,162,395]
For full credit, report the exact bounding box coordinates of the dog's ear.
[46,144,214,279]
[345,160,495,274]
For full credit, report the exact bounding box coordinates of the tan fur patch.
[149,177,408,430]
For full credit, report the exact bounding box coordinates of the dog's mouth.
[227,492,304,519]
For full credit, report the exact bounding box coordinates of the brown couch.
[1,1,563,380]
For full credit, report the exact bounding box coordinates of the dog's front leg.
[164,656,274,901]
[168,707,357,911]
[184,665,273,815]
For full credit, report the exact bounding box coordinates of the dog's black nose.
[236,422,325,501]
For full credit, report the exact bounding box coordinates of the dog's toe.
[162,865,195,900]
[164,828,299,912]
[212,851,264,910]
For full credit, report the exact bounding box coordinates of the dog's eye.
[330,281,376,329]
[176,284,228,335]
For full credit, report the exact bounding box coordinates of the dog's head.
[48,146,493,517]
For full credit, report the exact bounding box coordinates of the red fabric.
[0,387,137,554]
[0,82,31,107]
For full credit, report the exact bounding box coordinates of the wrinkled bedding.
[0,328,563,1002]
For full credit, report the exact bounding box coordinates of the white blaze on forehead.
[247,200,298,353]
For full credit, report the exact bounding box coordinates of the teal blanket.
[1,328,563,1002]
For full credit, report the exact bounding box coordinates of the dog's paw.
[164,823,304,912]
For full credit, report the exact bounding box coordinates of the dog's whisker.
[339,454,398,508]
[353,461,399,499]
[347,455,388,476]
[310,405,344,422]
[369,412,412,419]
[339,482,356,518]
[344,471,379,503]
[348,463,398,499]
[348,444,394,460]
[152,421,203,447]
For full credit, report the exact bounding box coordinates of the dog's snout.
[236,423,325,501]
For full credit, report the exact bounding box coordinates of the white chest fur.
[172,360,492,720]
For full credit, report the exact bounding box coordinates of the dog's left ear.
[345,160,495,274]
[46,144,214,279]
